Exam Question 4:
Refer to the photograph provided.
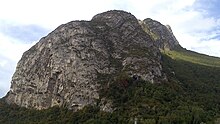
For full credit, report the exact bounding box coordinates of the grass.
[163,47,220,67]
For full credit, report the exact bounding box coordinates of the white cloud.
[0,33,35,97]
[0,59,16,98]
[173,13,220,57]
[0,33,35,61]
[191,39,220,57]
[0,0,120,29]
[0,60,7,67]
[0,0,220,97]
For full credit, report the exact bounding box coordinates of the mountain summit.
[2,10,220,123]
[140,18,180,50]
[6,10,178,111]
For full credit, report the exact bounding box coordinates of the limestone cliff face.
[5,10,173,111]
[140,18,180,50]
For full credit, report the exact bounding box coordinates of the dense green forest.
[1,49,220,124]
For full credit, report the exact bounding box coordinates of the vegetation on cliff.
[1,48,220,123]
[1,10,220,124]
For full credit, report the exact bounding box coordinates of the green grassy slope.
[163,47,220,67]
[1,48,220,124]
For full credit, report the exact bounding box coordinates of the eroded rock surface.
[140,18,180,50]
[5,10,168,111]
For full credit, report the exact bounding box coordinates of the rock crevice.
[5,10,176,111]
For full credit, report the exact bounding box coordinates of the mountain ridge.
[1,10,220,123]
[5,10,168,111]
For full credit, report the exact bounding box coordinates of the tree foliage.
[1,52,220,123]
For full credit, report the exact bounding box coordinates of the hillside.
[1,10,220,123]
[5,10,166,111]
[164,47,220,67]
[1,52,220,123]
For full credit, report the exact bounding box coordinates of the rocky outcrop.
[5,10,170,111]
[140,18,180,50]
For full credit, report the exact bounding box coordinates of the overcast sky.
[0,0,220,98]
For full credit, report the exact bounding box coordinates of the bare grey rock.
[140,18,180,50]
[5,10,167,111]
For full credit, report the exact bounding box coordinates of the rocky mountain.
[5,10,179,111]
[2,10,220,123]
[140,18,180,50]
